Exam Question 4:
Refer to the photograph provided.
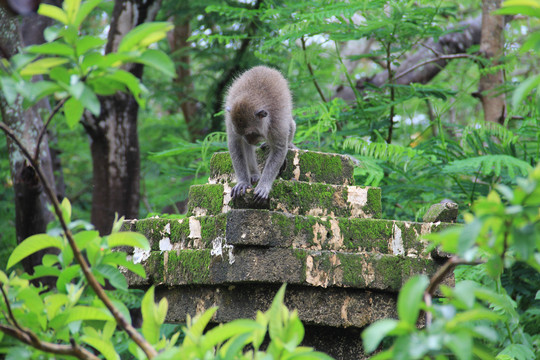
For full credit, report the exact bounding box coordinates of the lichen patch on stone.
[392,222,404,255]
[133,248,151,264]
[191,207,208,217]
[189,217,202,239]
[329,219,343,250]
[159,237,172,251]
[292,150,300,180]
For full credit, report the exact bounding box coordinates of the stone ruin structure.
[122,149,453,359]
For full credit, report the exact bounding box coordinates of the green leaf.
[38,4,69,24]
[7,234,63,269]
[458,218,482,258]
[26,81,62,103]
[202,319,263,350]
[0,76,19,105]
[60,197,72,224]
[494,5,540,17]
[118,22,173,52]
[136,50,176,78]
[56,265,81,292]
[44,293,68,319]
[397,275,429,325]
[81,335,120,360]
[20,58,70,76]
[107,232,150,251]
[182,307,219,348]
[512,74,540,108]
[497,344,535,360]
[268,284,287,341]
[65,306,114,323]
[445,332,472,360]
[78,84,101,116]
[94,264,128,291]
[74,0,103,27]
[141,286,160,344]
[64,97,84,128]
[362,319,399,353]
[76,36,106,56]
[27,42,74,57]
[74,230,100,250]
[63,0,82,24]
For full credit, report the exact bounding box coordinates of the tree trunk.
[0,6,57,276]
[168,20,202,141]
[85,0,161,235]
[478,0,506,124]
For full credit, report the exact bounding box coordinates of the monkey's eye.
[255,109,268,118]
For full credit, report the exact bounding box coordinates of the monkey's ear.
[226,106,231,112]
[255,109,268,118]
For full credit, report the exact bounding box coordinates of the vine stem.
[33,97,67,163]
[301,36,327,103]
[0,121,157,359]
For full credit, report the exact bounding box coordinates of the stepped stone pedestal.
[123,149,453,359]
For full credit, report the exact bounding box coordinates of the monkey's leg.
[253,140,288,202]
[243,141,260,184]
[229,134,252,198]
[288,119,298,149]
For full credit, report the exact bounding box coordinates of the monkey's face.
[229,104,268,145]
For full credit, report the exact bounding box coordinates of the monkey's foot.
[288,143,299,150]
[250,174,260,185]
[231,182,251,198]
[253,185,271,203]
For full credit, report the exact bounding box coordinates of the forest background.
[0,0,539,359]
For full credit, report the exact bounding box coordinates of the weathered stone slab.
[125,247,452,292]
[186,180,381,219]
[210,149,356,186]
[123,210,450,256]
[156,284,396,329]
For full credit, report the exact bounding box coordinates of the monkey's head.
[227,100,269,145]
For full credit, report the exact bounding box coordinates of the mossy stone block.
[209,149,355,185]
[186,184,224,216]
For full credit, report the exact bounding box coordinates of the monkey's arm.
[229,133,252,198]
[253,139,288,202]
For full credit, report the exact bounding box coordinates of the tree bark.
[478,0,506,124]
[85,0,161,235]
[168,20,202,141]
[336,16,483,102]
[0,5,57,276]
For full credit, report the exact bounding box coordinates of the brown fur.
[224,66,296,201]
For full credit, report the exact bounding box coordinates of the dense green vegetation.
[0,0,539,358]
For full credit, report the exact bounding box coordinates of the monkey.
[224,65,296,202]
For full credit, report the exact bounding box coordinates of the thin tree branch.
[394,54,475,82]
[0,121,157,359]
[33,97,67,163]
[0,324,99,360]
[423,256,483,326]
[301,36,327,103]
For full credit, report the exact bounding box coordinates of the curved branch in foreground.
[0,324,99,360]
[0,121,157,359]
[336,16,482,101]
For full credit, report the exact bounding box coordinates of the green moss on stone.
[271,212,293,239]
[270,181,350,217]
[169,218,190,244]
[168,250,211,283]
[146,252,165,283]
[210,152,234,178]
[187,184,224,216]
[366,188,382,219]
[298,152,344,184]
[339,218,391,252]
[374,256,402,290]
[135,219,169,251]
[337,253,366,287]
[199,214,227,245]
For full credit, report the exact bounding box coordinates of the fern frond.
[463,121,519,148]
[352,156,384,186]
[443,155,532,179]
[343,137,423,164]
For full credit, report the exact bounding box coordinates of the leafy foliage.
[362,165,540,359]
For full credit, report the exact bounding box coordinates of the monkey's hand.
[250,174,260,184]
[231,182,251,198]
[253,184,271,203]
